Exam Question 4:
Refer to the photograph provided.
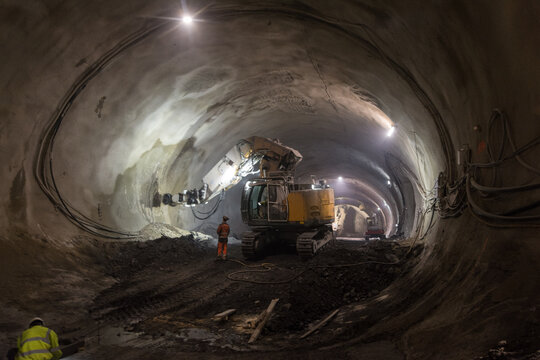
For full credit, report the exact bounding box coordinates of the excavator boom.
[162,136,302,206]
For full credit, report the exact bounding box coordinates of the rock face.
[0,1,539,359]
[335,204,368,237]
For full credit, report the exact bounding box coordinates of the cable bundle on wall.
[33,20,168,239]
[437,173,467,219]
[466,109,540,227]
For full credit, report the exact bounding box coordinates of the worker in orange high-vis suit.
[13,317,62,360]
[216,216,230,260]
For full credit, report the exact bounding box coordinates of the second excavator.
[162,136,335,260]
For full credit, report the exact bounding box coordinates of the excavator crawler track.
[296,227,333,260]
[296,231,318,259]
[241,231,262,259]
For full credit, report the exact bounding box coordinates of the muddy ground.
[45,235,419,359]
[3,233,539,359]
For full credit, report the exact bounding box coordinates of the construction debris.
[213,309,236,321]
[89,238,422,351]
[300,309,340,339]
[248,298,279,344]
[246,309,266,329]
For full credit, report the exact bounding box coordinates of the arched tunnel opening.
[1,1,539,359]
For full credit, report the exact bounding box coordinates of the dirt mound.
[103,235,211,279]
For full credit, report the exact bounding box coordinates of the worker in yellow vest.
[13,318,62,360]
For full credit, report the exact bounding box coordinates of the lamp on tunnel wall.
[387,125,396,137]
[182,15,193,24]
[338,176,343,181]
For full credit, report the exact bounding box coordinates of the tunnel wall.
[1,1,539,358]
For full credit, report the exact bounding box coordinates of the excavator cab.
[242,180,289,224]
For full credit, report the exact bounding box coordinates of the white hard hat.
[29,317,44,327]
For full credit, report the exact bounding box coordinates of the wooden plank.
[247,308,266,329]
[213,309,236,321]
[300,309,340,339]
[248,298,279,344]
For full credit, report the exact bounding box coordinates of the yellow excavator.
[162,136,335,259]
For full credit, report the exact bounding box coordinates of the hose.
[469,136,540,168]
[226,259,307,284]
[464,109,540,226]
[225,246,414,285]
[466,174,540,221]
[492,109,540,174]
[191,191,224,220]
[469,177,540,193]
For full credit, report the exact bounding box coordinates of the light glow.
[338,176,343,181]
[387,125,395,137]
[182,15,193,24]
[220,166,237,185]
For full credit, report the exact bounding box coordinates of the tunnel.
[1,1,539,359]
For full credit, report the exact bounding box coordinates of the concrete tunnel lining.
[1,1,539,359]
[46,9,439,235]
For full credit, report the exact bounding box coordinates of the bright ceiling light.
[387,180,391,186]
[182,15,193,24]
[338,176,343,181]
[387,125,395,137]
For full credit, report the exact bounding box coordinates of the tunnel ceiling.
[38,1,449,235]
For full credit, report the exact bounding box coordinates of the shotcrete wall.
[1,1,538,358]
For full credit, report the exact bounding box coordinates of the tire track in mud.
[92,258,235,323]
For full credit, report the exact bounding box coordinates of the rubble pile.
[89,238,422,354]
[102,235,212,278]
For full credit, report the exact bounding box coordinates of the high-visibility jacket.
[217,223,230,239]
[16,325,62,360]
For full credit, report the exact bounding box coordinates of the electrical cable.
[191,191,224,220]
[226,260,308,285]
[466,174,540,221]
[463,109,540,226]
[469,177,540,193]
[34,20,169,239]
[225,240,421,285]
[468,136,540,168]
[468,206,540,228]
[492,109,540,174]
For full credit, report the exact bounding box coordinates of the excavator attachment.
[162,136,302,206]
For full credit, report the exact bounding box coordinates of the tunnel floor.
[51,237,420,359]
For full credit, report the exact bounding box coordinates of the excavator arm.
[162,136,302,206]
